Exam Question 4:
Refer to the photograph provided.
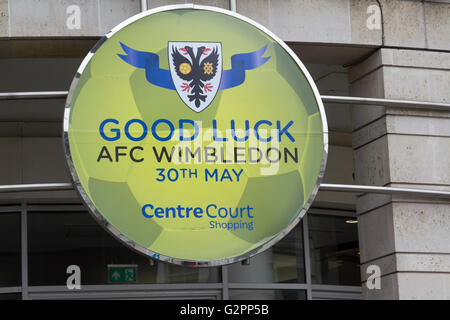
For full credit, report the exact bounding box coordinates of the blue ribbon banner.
[118,42,270,91]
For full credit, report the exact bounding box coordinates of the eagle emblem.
[118,42,270,113]
[169,42,223,112]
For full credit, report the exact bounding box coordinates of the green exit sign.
[107,264,138,283]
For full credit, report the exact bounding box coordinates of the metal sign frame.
[61,4,328,267]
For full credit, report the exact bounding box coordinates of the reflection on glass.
[0,212,21,287]
[308,214,361,286]
[229,289,306,300]
[272,222,305,283]
[228,222,305,283]
[28,210,220,285]
[156,263,220,284]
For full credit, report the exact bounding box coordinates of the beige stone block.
[356,193,392,215]
[9,0,100,36]
[388,135,450,185]
[360,254,396,282]
[0,0,8,37]
[349,0,382,45]
[314,191,357,206]
[361,253,450,283]
[392,202,450,254]
[322,145,354,184]
[352,116,387,149]
[385,107,450,120]
[194,0,229,9]
[381,49,450,70]
[268,0,351,43]
[237,0,270,27]
[380,0,426,48]
[99,0,140,35]
[354,135,390,186]
[314,145,356,205]
[396,253,450,273]
[383,67,450,103]
[147,0,187,9]
[397,272,450,299]
[386,115,450,137]
[357,204,395,263]
[348,50,382,83]
[147,0,228,10]
[362,272,399,300]
[350,68,385,130]
[424,2,450,51]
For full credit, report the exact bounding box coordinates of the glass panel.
[308,214,361,286]
[28,210,220,286]
[155,263,220,284]
[229,289,306,300]
[0,293,21,300]
[228,222,305,283]
[0,212,21,287]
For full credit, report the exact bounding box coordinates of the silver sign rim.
[62,4,329,267]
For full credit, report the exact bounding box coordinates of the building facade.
[0,0,449,300]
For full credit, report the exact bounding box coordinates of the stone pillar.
[349,48,450,299]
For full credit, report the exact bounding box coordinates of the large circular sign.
[63,4,328,266]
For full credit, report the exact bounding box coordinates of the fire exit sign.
[107,264,137,283]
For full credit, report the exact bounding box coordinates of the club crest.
[118,42,270,113]
[169,42,222,113]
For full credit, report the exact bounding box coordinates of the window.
[228,222,305,284]
[6,202,361,299]
[0,211,21,287]
[308,211,360,286]
[27,208,220,285]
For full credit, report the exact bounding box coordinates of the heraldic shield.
[168,42,223,113]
